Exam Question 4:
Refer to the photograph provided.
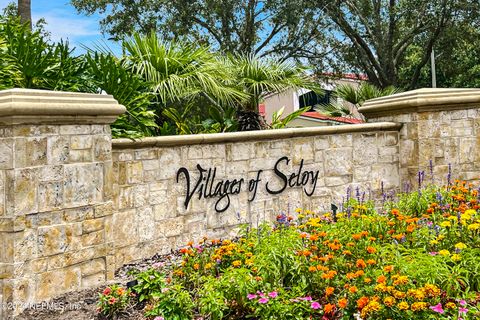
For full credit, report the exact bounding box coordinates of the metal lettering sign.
[176,156,319,212]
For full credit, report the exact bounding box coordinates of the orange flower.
[356,259,367,269]
[338,298,348,309]
[324,303,335,314]
[193,263,200,270]
[299,233,307,239]
[325,286,335,297]
[384,265,394,273]
[367,259,376,265]
[367,246,377,254]
[309,234,319,241]
[308,266,317,272]
[364,277,372,283]
[406,224,416,233]
[343,250,352,256]
[321,270,337,279]
[391,209,400,216]
[187,241,194,247]
[349,286,358,294]
[352,234,362,241]
[357,296,369,309]
[355,270,365,277]
[376,275,387,283]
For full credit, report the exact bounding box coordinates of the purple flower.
[459,306,468,314]
[268,291,278,298]
[247,294,257,300]
[311,301,321,309]
[430,303,444,314]
[258,297,269,304]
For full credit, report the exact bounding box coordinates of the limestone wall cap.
[112,122,402,149]
[360,88,480,117]
[0,88,126,124]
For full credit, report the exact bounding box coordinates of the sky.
[0,0,118,53]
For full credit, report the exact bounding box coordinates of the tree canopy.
[70,0,480,89]
[70,0,328,60]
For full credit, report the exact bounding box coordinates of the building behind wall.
[261,74,366,126]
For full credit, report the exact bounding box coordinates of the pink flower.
[258,297,269,304]
[268,291,278,298]
[299,296,312,301]
[459,300,467,306]
[152,262,164,268]
[429,252,438,256]
[459,306,468,314]
[311,301,321,309]
[247,294,257,300]
[154,317,164,320]
[430,303,444,314]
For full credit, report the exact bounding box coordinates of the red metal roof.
[300,111,363,124]
[320,72,368,81]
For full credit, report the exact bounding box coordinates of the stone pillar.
[360,88,480,187]
[0,89,125,317]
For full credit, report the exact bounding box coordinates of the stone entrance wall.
[1,87,480,318]
[110,123,401,269]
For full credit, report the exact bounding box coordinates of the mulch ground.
[16,252,182,320]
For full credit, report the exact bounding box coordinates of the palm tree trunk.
[18,0,32,30]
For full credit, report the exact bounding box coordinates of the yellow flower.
[205,263,212,270]
[464,209,476,216]
[411,302,428,311]
[446,302,456,309]
[451,254,461,262]
[232,260,242,267]
[440,221,451,228]
[438,249,450,256]
[429,240,439,245]
[393,290,406,299]
[468,223,480,230]
[447,215,458,221]
[383,296,396,307]
[437,235,445,240]
[397,301,409,310]
[455,242,467,250]
[393,275,409,286]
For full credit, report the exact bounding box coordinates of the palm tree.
[317,83,402,118]
[228,55,322,131]
[17,0,32,30]
[124,33,245,108]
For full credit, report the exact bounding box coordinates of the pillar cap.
[0,88,126,125]
[360,88,480,118]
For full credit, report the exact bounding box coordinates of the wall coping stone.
[360,88,480,118]
[112,122,402,149]
[0,88,126,124]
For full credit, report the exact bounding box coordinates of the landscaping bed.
[19,180,480,319]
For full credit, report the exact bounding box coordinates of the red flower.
[102,287,112,295]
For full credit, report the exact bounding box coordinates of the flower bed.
[99,180,480,319]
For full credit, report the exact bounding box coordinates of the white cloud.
[33,10,101,43]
